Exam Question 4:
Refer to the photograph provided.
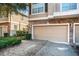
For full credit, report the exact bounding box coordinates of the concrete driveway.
[0,40,77,56]
[35,41,77,56]
[0,40,47,56]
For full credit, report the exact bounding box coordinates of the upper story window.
[62,3,77,11]
[31,3,45,14]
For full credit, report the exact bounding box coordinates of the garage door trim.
[73,23,79,45]
[32,23,70,44]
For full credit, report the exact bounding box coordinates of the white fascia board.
[53,9,79,17]
[29,17,48,21]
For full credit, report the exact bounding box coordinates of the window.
[62,3,77,11]
[14,25,17,30]
[32,3,45,14]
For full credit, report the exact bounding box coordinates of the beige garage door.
[75,24,79,44]
[33,24,68,43]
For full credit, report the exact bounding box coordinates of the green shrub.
[16,31,26,36]
[4,33,9,37]
[0,37,21,48]
[25,33,31,40]
[19,36,26,40]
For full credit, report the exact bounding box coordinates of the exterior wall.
[29,20,48,25]
[0,22,10,36]
[19,23,27,31]
[48,3,60,16]
[10,13,28,25]
[29,3,79,45]
[10,21,28,36]
[29,17,79,25]
[29,17,79,45]
[0,17,8,22]
[49,18,78,23]
[54,3,60,12]
[29,13,48,19]
[9,13,29,36]
[48,3,55,15]
[0,12,29,36]
[29,3,61,21]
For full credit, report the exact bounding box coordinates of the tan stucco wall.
[10,13,28,25]
[10,22,28,36]
[48,3,60,15]
[10,22,28,31]
[0,22,10,36]
[9,13,29,35]
[0,17,8,22]
[0,12,29,36]
[29,13,48,19]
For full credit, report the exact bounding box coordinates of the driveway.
[35,41,77,56]
[0,40,47,56]
[0,40,77,56]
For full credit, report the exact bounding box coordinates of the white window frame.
[60,3,78,12]
[31,3,45,15]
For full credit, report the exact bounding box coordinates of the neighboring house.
[28,3,79,45]
[0,12,28,37]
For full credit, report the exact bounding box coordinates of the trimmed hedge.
[16,31,26,36]
[0,37,21,48]
[25,34,31,40]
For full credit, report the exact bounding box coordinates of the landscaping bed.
[0,37,21,49]
[16,31,32,40]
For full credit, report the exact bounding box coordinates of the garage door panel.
[75,25,79,43]
[33,25,68,43]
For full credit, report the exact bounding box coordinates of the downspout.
[19,22,20,31]
[70,22,76,47]
[9,11,11,36]
[6,10,11,36]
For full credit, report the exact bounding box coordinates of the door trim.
[32,23,70,44]
[73,23,79,45]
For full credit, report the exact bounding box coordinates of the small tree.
[0,3,28,18]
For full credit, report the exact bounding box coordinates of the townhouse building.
[0,12,28,36]
[28,3,79,45]
[1,3,79,45]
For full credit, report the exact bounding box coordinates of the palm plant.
[0,3,28,17]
